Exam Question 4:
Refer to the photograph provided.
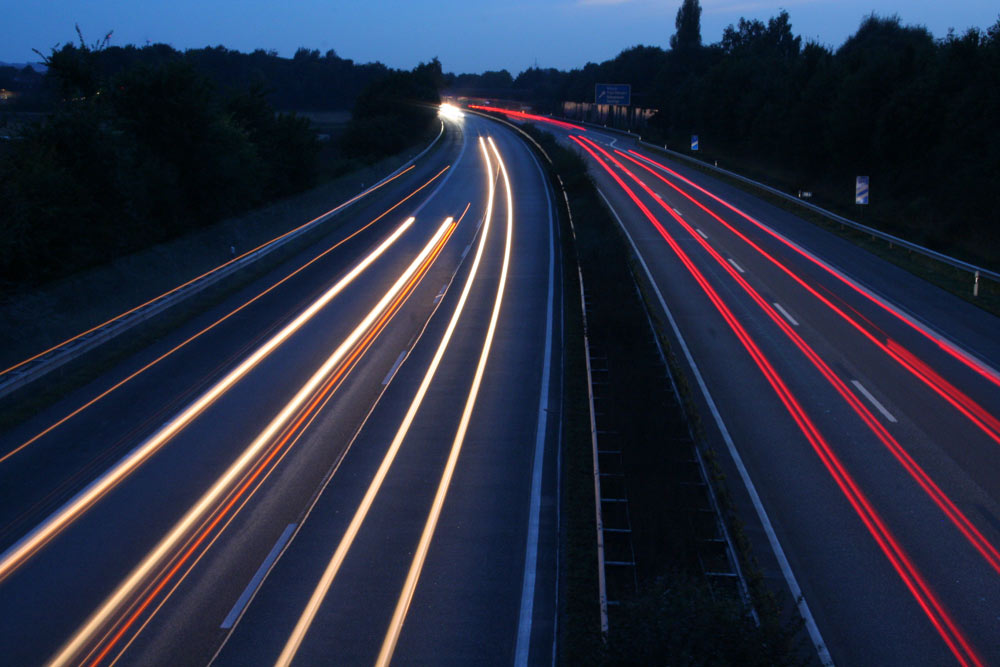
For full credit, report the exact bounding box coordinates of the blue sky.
[4,1,998,74]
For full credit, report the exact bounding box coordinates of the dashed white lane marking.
[672,208,683,216]
[773,302,799,326]
[221,523,297,629]
[851,380,898,423]
[695,228,708,239]
[381,350,408,385]
[728,258,745,274]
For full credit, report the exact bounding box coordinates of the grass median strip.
[518,124,802,665]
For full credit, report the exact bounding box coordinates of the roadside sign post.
[855,176,869,205]
[595,83,631,106]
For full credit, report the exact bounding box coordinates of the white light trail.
[45,217,458,667]
[276,138,497,667]
[377,135,514,665]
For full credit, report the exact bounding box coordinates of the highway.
[508,114,1000,665]
[0,110,562,666]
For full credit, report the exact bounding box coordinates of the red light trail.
[572,134,984,666]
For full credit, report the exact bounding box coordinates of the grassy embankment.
[509,121,804,664]
[0,122,443,431]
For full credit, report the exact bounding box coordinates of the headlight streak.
[75,219,459,667]
[375,135,514,666]
[0,164,418,381]
[592,142,1000,576]
[624,150,1000,391]
[45,216,456,667]
[572,135,984,667]
[275,137,498,667]
[1,166,452,466]
[0,218,417,587]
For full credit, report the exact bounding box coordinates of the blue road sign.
[595,83,631,106]
[856,175,869,205]
[691,135,699,151]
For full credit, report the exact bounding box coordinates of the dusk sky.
[4,1,998,74]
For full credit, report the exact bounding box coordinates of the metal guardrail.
[551,114,999,294]
[0,122,447,400]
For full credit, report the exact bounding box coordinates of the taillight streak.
[615,150,1000,447]
[0,217,418,585]
[572,135,984,666]
[468,105,586,131]
[594,145,1000,576]
[277,137,499,666]
[625,149,1000,391]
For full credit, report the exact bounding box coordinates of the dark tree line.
[0,35,440,289]
[449,6,1000,266]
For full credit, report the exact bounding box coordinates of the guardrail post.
[974,270,980,297]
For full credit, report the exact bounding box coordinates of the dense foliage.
[341,58,442,159]
[1,35,444,289]
[0,40,326,288]
[448,8,1000,266]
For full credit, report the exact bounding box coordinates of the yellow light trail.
[275,137,498,667]
[0,218,415,585]
[1,166,451,466]
[0,165,418,380]
[376,136,514,666]
[82,220,460,667]
[46,217,454,667]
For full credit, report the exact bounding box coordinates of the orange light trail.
[0,165,418,380]
[277,137,498,667]
[574,134,984,666]
[76,219,459,667]
[0,217,418,586]
[0,166,451,467]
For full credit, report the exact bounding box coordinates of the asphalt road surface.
[0,111,562,666]
[524,116,999,666]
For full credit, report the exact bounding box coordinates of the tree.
[670,0,702,53]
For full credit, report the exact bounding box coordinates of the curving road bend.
[0,112,562,666]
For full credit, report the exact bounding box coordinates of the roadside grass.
[518,121,804,664]
[0,128,445,433]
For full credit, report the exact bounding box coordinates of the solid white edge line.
[728,258,745,274]
[381,351,408,386]
[514,146,556,667]
[773,302,800,327]
[850,380,898,424]
[220,524,297,629]
[595,187,834,666]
